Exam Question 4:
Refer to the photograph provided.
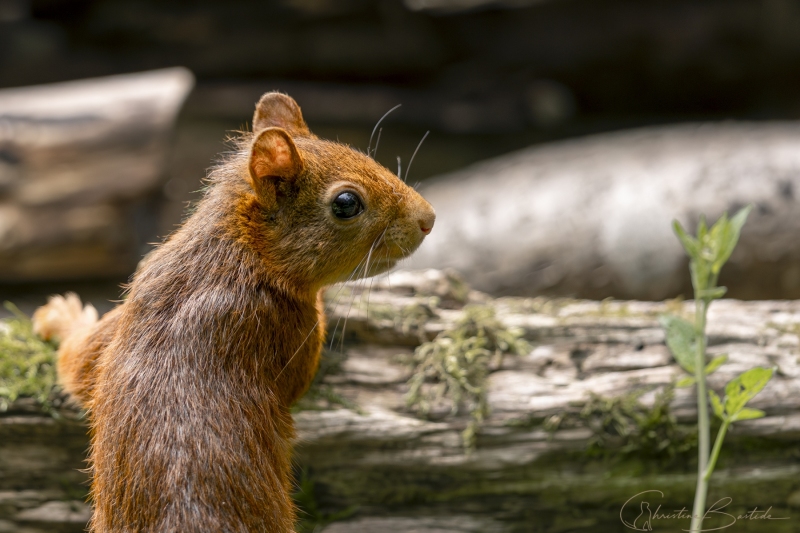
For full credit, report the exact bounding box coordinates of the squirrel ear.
[248,128,304,197]
[253,92,310,136]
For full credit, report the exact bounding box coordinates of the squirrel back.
[35,92,435,532]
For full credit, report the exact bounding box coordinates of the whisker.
[397,156,402,179]
[325,285,355,346]
[368,104,402,158]
[364,275,375,323]
[274,318,320,381]
[384,250,395,292]
[404,130,430,183]
[282,223,391,380]
[326,254,367,314]
[336,259,369,354]
[331,225,388,353]
[373,128,383,158]
[338,235,379,353]
[363,229,388,321]
[323,249,373,353]
[327,224,384,346]
[328,252,371,351]
[384,228,408,258]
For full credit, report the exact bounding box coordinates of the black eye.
[331,191,363,219]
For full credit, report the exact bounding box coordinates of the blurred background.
[4,0,800,311]
[4,4,800,532]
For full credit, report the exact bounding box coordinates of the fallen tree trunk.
[0,68,194,282]
[2,270,800,532]
[406,123,800,301]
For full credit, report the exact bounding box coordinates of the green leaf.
[676,376,696,388]
[707,211,728,249]
[690,257,710,292]
[673,220,700,258]
[697,216,708,241]
[724,367,773,416]
[732,407,765,422]
[660,315,697,374]
[709,390,725,420]
[712,205,752,274]
[729,205,753,234]
[704,354,728,375]
[697,287,727,301]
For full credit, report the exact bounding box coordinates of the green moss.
[505,384,697,462]
[579,384,696,462]
[766,320,800,338]
[361,299,439,343]
[322,285,353,306]
[578,297,689,320]
[294,349,362,414]
[590,297,632,318]
[663,295,687,317]
[406,304,531,450]
[0,302,59,412]
[438,269,470,305]
[501,297,574,316]
[504,413,550,429]
[293,470,357,532]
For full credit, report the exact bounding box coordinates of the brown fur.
[57,305,122,406]
[44,93,435,532]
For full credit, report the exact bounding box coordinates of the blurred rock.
[0,68,194,282]
[407,122,800,300]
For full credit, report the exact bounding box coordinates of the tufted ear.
[252,92,310,136]
[248,127,304,201]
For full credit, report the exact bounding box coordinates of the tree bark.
[2,270,800,532]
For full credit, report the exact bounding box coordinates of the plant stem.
[690,296,710,533]
[704,419,730,481]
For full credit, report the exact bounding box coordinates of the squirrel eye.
[331,191,363,219]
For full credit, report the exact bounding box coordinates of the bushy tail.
[32,293,98,343]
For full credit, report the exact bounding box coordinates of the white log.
[406,124,800,301]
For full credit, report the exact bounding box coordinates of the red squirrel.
[33,92,435,532]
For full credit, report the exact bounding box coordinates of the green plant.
[293,349,362,414]
[663,206,773,532]
[293,470,357,533]
[364,300,439,343]
[0,302,59,412]
[580,385,696,461]
[406,304,530,449]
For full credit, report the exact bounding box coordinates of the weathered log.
[0,68,194,282]
[406,123,800,301]
[2,270,800,532]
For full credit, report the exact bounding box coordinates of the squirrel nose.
[418,208,436,235]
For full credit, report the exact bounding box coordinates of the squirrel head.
[239,92,436,290]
